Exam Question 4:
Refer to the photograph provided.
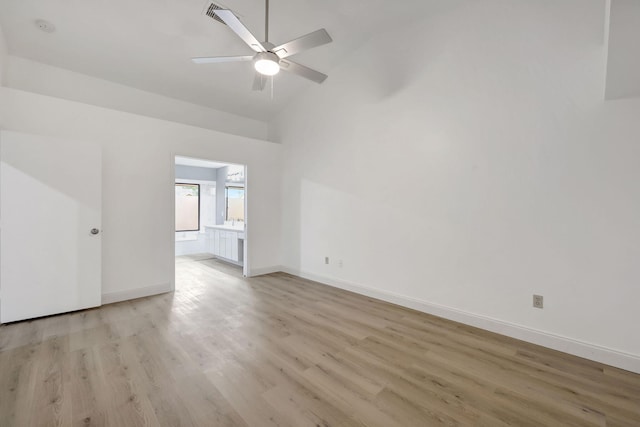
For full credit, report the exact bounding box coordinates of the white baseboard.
[249,265,285,277]
[280,267,640,374]
[101,282,173,305]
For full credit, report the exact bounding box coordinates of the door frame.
[170,153,249,289]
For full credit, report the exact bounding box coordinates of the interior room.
[175,156,247,278]
[1,0,639,425]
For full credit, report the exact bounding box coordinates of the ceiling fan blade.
[252,73,267,91]
[191,55,254,64]
[279,60,328,84]
[214,10,266,53]
[272,29,332,59]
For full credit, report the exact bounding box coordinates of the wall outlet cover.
[533,294,544,309]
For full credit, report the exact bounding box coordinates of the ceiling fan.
[192,0,332,91]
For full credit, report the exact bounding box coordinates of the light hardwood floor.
[1,255,639,426]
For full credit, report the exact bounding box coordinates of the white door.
[0,131,102,323]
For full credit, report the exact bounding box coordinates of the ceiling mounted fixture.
[192,0,332,91]
[254,52,280,76]
[34,19,55,33]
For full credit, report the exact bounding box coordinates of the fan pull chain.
[270,76,274,100]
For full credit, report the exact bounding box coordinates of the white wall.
[4,56,268,141]
[174,233,208,257]
[0,87,282,302]
[0,24,7,85]
[273,0,640,372]
[216,167,229,225]
[175,165,218,182]
[605,0,640,99]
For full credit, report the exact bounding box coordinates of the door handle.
[90,228,100,235]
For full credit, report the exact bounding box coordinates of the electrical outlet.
[533,294,544,309]
[324,256,329,265]
[338,260,343,268]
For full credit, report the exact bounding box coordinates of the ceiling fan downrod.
[265,0,269,43]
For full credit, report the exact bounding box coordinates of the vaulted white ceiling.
[605,0,640,100]
[0,0,460,121]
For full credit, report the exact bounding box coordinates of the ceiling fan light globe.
[254,52,280,76]
[255,59,280,75]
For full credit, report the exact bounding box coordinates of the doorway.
[173,156,248,283]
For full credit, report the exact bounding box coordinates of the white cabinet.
[206,227,241,263]
[230,233,238,262]
[207,228,217,255]
[219,231,227,258]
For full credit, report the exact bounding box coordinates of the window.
[175,183,200,232]
[225,186,245,222]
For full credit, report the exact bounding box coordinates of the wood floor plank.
[171,374,248,427]
[302,365,403,427]
[262,383,350,427]
[69,346,107,426]
[29,335,72,427]
[206,366,290,427]
[0,254,639,426]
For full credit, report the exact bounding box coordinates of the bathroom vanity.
[204,224,244,265]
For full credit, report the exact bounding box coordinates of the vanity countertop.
[204,224,245,232]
